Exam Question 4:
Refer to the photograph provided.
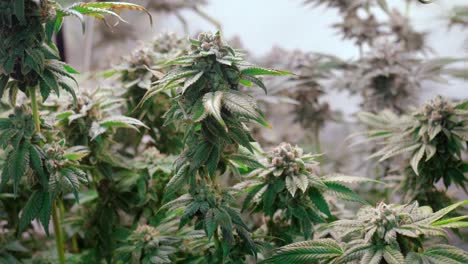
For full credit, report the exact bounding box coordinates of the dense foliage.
[358,96,467,209]
[0,0,467,264]
[264,200,468,264]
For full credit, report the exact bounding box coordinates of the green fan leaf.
[203,91,226,129]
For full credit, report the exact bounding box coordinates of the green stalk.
[213,232,225,264]
[58,200,70,250]
[59,199,80,253]
[71,235,79,253]
[31,87,66,264]
[52,201,66,264]
[30,87,41,133]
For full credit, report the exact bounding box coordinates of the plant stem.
[30,86,41,133]
[213,232,224,264]
[71,235,79,253]
[52,201,66,264]
[31,88,66,263]
[58,200,69,248]
[59,199,80,253]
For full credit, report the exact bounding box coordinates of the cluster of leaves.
[0,0,151,104]
[302,0,460,115]
[264,200,468,264]
[1,1,467,263]
[336,42,455,113]
[358,96,468,208]
[0,1,154,263]
[0,230,29,263]
[285,53,344,135]
[140,31,289,260]
[258,49,344,138]
[0,107,89,234]
[241,142,373,244]
[49,88,161,262]
[162,186,257,261]
[114,215,208,264]
[113,32,187,154]
[0,0,78,104]
[53,87,147,170]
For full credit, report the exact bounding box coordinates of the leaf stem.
[52,201,66,264]
[213,232,225,264]
[30,86,41,133]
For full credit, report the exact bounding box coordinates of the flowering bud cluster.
[268,143,304,176]
[421,96,454,125]
[135,225,161,243]
[190,32,225,57]
[365,203,398,240]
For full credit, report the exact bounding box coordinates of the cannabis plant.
[141,31,289,260]
[114,215,208,264]
[241,142,373,244]
[264,200,468,264]
[113,32,187,154]
[47,84,152,262]
[358,96,467,208]
[253,48,344,149]
[336,42,454,113]
[0,1,150,263]
[54,87,147,172]
[0,230,29,263]
[288,53,344,150]
[0,1,151,105]
[302,0,440,116]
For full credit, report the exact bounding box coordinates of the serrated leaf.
[294,174,309,193]
[0,75,9,98]
[324,181,367,204]
[99,115,148,130]
[241,67,291,76]
[14,0,26,24]
[182,71,203,94]
[309,189,331,217]
[19,190,43,232]
[241,75,267,94]
[70,2,153,26]
[286,176,297,197]
[203,91,226,129]
[411,145,426,175]
[11,141,30,196]
[192,99,207,122]
[30,145,47,187]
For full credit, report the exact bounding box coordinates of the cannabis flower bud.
[268,142,305,176]
[190,32,227,58]
[419,96,454,125]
